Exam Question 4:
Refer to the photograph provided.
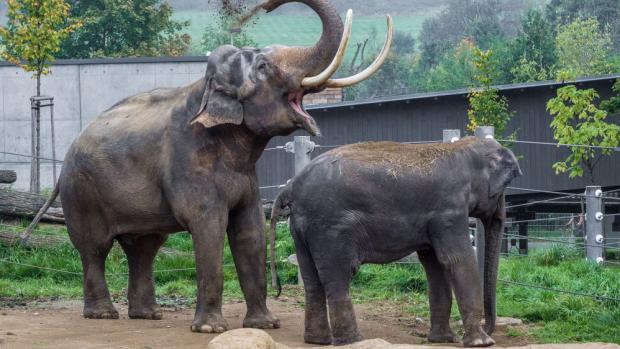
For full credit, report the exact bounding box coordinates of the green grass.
[1,223,619,344]
[173,11,437,58]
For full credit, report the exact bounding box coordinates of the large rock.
[207,328,288,349]
[208,329,620,349]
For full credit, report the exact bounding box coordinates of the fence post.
[286,136,316,175]
[285,136,315,286]
[474,126,494,290]
[443,129,461,143]
[585,186,604,264]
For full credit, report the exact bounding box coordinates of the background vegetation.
[1,221,619,344]
[3,0,618,99]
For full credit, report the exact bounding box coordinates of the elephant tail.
[269,182,293,298]
[21,182,60,245]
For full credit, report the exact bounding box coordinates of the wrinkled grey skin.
[271,138,522,347]
[33,0,346,334]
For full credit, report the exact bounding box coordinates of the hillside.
[168,0,451,14]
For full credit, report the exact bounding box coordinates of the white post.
[443,129,461,143]
[285,136,315,286]
[475,126,495,290]
[585,186,604,264]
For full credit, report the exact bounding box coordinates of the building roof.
[307,73,620,110]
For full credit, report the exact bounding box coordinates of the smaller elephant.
[270,137,521,347]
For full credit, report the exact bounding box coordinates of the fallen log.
[0,188,64,223]
[0,230,67,248]
[0,170,17,184]
[0,229,193,259]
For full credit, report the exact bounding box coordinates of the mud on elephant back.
[22,0,393,337]
[270,137,522,347]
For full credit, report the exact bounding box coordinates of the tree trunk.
[0,170,17,184]
[30,73,42,193]
[0,188,63,223]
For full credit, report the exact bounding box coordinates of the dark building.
[258,74,620,216]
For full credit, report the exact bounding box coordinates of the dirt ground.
[0,294,604,349]
[0,292,531,349]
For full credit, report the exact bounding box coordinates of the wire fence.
[2,133,620,308]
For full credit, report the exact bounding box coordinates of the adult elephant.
[23,0,393,333]
[270,138,522,346]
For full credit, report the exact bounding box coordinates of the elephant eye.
[256,62,268,73]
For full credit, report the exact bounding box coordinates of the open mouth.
[287,90,320,136]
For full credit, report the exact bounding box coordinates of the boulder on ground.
[207,328,288,349]
[207,329,620,349]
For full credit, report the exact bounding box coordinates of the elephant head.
[191,0,393,137]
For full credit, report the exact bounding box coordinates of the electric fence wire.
[503,233,620,250]
[498,279,620,302]
[506,194,579,209]
[0,151,63,163]
[2,258,619,303]
[496,139,620,151]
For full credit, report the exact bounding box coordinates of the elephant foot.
[83,306,119,320]
[304,331,332,345]
[428,328,458,343]
[243,311,281,329]
[463,328,495,347]
[331,332,363,346]
[129,307,163,320]
[191,313,229,333]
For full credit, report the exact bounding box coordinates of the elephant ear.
[191,84,243,128]
[488,147,522,197]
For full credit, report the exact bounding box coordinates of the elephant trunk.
[482,195,505,336]
[261,0,344,77]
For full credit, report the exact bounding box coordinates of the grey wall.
[0,57,208,190]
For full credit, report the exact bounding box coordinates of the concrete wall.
[0,57,347,191]
[0,58,209,190]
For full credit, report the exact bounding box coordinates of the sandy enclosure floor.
[0,295,609,349]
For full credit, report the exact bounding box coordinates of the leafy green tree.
[0,0,81,193]
[546,0,620,50]
[467,47,515,138]
[600,80,620,115]
[555,18,613,79]
[58,0,190,58]
[0,0,81,95]
[509,8,556,82]
[511,57,552,83]
[547,85,620,182]
[201,16,257,53]
[418,0,529,70]
[416,38,477,92]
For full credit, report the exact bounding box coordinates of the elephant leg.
[313,231,362,346]
[417,249,458,343]
[189,207,229,333]
[227,199,280,330]
[117,234,167,320]
[429,215,494,348]
[76,238,118,319]
[290,222,331,344]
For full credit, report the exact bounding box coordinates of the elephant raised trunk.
[261,0,345,78]
[260,0,393,88]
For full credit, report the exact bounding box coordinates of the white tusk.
[301,9,353,87]
[325,15,393,88]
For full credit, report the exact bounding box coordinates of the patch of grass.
[1,223,619,344]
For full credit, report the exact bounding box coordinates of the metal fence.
[1,126,619,305]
